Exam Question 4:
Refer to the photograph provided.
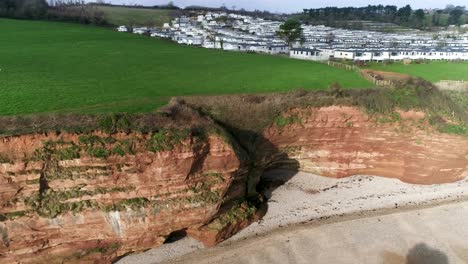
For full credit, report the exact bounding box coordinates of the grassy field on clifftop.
[0,18,371,116]
[365,61,468,82]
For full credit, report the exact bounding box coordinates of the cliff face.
[0,130,248,263]
[1,106,468,263]
[261,106,468,185]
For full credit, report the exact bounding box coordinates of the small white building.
[266,44,289,55]
[333,50,355,60]
[353,51,373,61]
[370,51,391,61]
[117,26,128,32]
[133,27,148,34]
[290,48,327,61]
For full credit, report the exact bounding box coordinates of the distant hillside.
[0,1,177,27]
[93,5,176,27]
[296,5,468,31]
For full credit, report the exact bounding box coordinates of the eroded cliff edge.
[262,106,468,184]
[1,87,468,263]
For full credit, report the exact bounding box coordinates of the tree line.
[300,4,467,29]
[0,0,109,25]
[0,0,48,19]
[182,5,287,21]
[0,1,287,26]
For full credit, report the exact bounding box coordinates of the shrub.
[79,135,103,146]
[56,145,81,160]
[86,147,110,159]
[146,129,188,152]
[102,197,150,212]
[99,114,132,134]
[212,200,257,227]
[274,114,302,129]
[329,82,344,97]
[438,124,468,136]
[111,144,126,157]
[293,88,308,97]
[0,211,27,221]
[0,154,13,164]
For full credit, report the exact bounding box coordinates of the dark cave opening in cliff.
[164,229,188,244]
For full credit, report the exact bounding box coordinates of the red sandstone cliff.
[0,130,248,263]
[262,106,468,184]
[1,106,468,263]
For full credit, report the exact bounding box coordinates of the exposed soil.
[361,69,413,82]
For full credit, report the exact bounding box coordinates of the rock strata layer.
[261,106,468,184]
[1,106,467,263]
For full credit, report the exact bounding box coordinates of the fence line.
[324,60,396,87]
[325,61,361,72]
[359,71,396,87]
[324,60,467,90]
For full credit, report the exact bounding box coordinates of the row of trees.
[91,1,181,10]
[0,1,285,26]
[0,0,48,19]
[300,5,467,29]
[183,5,286,21]
[48,3,107,25]
[0,0,108,25]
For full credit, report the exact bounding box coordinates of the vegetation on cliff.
[185,82,468,138]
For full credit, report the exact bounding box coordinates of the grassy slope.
[365,61,468,82]
[0,18,371,116]
[94,6,171,27]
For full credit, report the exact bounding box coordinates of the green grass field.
[365,61,468,82]
[0,18,371,116]
[94,6,172,27]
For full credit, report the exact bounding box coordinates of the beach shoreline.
[118,170,468,264]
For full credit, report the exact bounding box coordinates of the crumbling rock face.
[0,130,248,263]
[1,106,467,263]
[261,106,468,185]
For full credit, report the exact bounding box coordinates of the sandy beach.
[117,170,468,264]
[168,200,468,264]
